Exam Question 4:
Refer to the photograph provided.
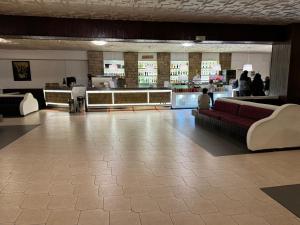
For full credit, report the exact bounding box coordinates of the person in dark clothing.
[251,73,265,96]
[239,71,251,96]
[264,76,270,96]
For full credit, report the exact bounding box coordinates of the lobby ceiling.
[0,38,272,53]
[0,0,299,25]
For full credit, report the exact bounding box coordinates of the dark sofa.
[197,100,274,130]
[0,96,24,117]
[3,88,46,109]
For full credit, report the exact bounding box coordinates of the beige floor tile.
[48,195,76,210]
[71,174,95,185]
[21,194,50,209]
[131,197,159,212]
[123,186,148,197]
[171,212,205,225]
[104,196,131,211]
[2,110,300,225]
[46,210,80,225]
[73,183,99,196]
[16,209,49,225]
[78,209,109,225]
[0,193,25,208]
[140,211,173,225]
[261,213,300,225]
[212,198,249,215]
[95,175,116,185]
[202,213,238,225]
[110,211,141,225]
[76,195,103,210]
[25,183,51,194]
[0,208,21,223]
[49,184,74,195]
[99,185,123,196]
[183,196,218,215]
[232,214,270,225]
[156,197,188,213]
[1,182,28,193]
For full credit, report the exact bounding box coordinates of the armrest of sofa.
[19,93,39,116]
[247,104,300,151]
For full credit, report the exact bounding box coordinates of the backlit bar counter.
[86,88,172,108]
[44,87,72,107]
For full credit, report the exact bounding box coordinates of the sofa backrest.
[214,100,239,115]
[238,105,274,120]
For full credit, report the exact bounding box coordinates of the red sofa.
[198,100,274,130]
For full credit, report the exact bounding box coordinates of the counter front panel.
[114,93,148,104]
[149,92,171,104]
[86,88,172,108]
[44,89,72,106]
[88,93,113,104]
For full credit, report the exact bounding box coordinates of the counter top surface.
[87,87,172,91]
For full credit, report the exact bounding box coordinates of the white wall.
[0,50,88,90]
[231,53,271,79]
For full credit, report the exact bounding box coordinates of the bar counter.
[86,88,172,108]
[44,87,72,107]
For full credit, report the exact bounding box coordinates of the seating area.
[192,98,300,151]
[198,100,275,130]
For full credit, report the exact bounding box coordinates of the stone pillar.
[157,52,170,87]
[124,52,138,88]
[87,51,104,75]
[189,52,202,80]
[270,43,291,97]
[219,53,232,70]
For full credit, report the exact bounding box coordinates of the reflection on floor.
[262,184,300,218]
[0,109,299,225]
[0,125,39,150]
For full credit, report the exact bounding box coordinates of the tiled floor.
[0,109,299,225]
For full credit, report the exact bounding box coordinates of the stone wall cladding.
[157,52,171,87]
[189,52,202,80]
[124,52,138,88]
[88,51,104,75]
[220,53,232,70]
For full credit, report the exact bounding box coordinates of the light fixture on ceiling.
[0,38,11,43]
[91,40,107,46]
[181,42,194,47]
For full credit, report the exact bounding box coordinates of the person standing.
[251,73,265,96]
[207,80,216,105]
[239,71,252,96]
[264,76,270,96]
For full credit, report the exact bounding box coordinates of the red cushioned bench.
[198,100,274,130]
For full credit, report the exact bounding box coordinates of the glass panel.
[103,60,125,77]
[170,61,189,84]
[138,61,158,87]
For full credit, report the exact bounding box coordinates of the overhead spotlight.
[181,42,194,47]
[0,38,11,43]
[91,40,107,46]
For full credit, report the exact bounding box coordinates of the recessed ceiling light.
[181,42,194,47]
[91,40,107,46]
[0,38,11,43]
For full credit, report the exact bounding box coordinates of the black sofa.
[3,88,46,109]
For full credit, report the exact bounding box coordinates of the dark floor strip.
[0,125,39,150]
[261,184,300,218]
[167,110,250,156]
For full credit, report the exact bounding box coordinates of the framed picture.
[12,61,32,81]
